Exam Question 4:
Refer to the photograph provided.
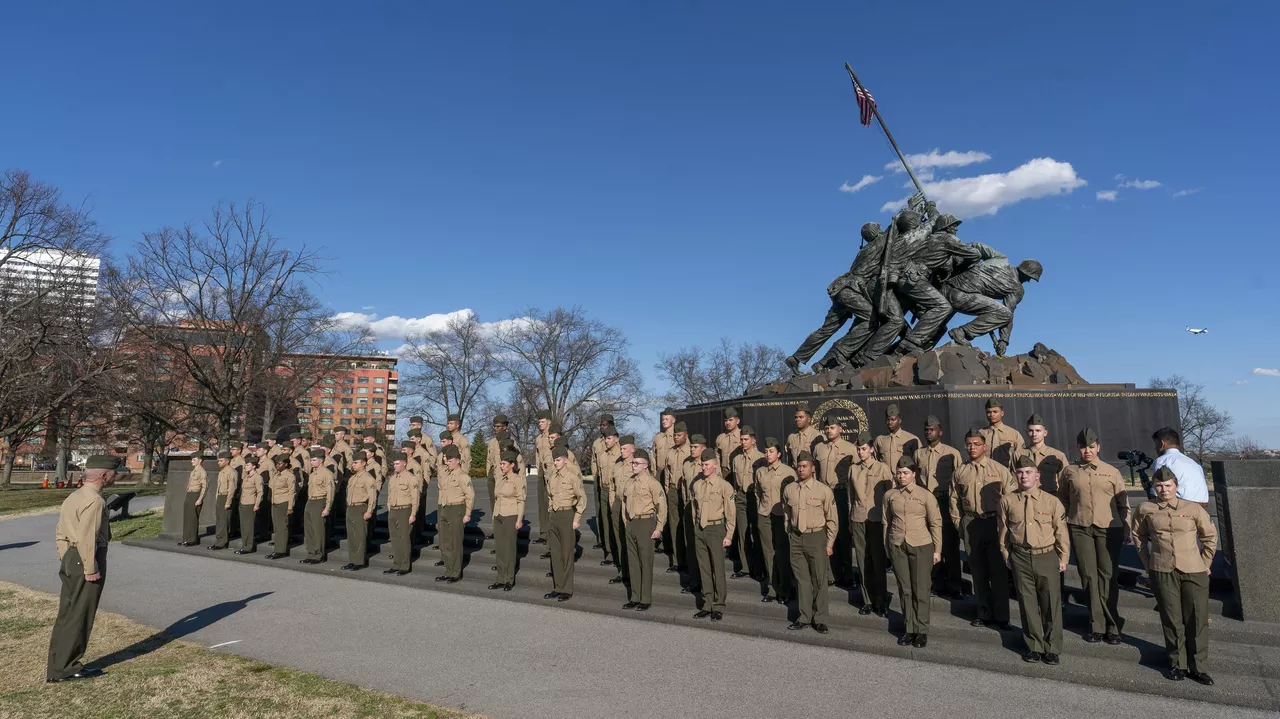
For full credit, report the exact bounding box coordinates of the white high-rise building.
[0,248,101,309]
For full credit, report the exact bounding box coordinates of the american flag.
[855,84,876,127]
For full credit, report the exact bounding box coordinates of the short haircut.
[1152,427,1181,447]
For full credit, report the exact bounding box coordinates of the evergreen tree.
[470,429,486,476]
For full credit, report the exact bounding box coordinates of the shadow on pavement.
[0,541,38,551]
[90,591,273,670]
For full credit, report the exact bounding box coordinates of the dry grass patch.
[0,582,480,719]
[0,485,166,518]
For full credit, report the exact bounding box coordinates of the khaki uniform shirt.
[949,457,1014,527]
[883,483,943,549]
[622,471,667,527]
[346,470,378,514]
[1058,461,1129,529]
[187,465,208,497]
[715,428,742,483]
[1014,443,1069,494]
[731,447,765,494]
[216,466,238,497]
[387,469,421,517]
[536,432,552,478]
[680,454,705,493]
[230,454,246,479]
[54,485,110,574]
[998,486,1070,563]
[411,445,433,480]
[238,467,264,508]
[690,473,736,534]
[754,461,796,517]
[874,429,920,473]
[548,465,587,522]
[653,428,675,486]
[1132,498,1217,574]
[915,442,962,493]
[290,444,308,471]
[332,439,354,475]
[815,438,856,489]
[611,456,633,505]
[268,467,296,510]
[437,468,475,516]
[307,465,336,512]
[663,443,692,491]
[596,444,621,501]
[786,426,821,467]
[849,458,894,523]
[434,448,456,478]
[450,431,469,461]
[782,478,838,549]
[493,469,526,519]
[590,436,608,480]
[980,422,1025,469]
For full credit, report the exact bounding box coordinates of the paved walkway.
[0,511,1272,719]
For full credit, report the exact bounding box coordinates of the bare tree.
[1212,435,1268,460]
[656,338,787,406]
[110,200,324,445]
[0,170,126,450]
[1149,375,1234,463]
[491,307,647,453]
[398,312,498,436]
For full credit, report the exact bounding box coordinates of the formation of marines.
[46,398,1208,687]
[787,195,1044,374]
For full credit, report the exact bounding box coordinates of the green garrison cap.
[700,448,717,462]
[1077,427,1099,446]
[320,435,335,449]
[408,428,423,438]
[353,427,366,437]
[620,434,635,445]
[493,414,509,425]
[1152,466,1178,483]
[672,422,688,433]
[552,445,569,459]
[602,427,618,438]
[896,455,916,470]
[550,422,565,434]
[447,413,461,422]
[823,416,842,428]
[85,455,119,470]
[349,452,366,463]
[300,431,312,440]
[1014,454,1037,470]
[500,451,519,463]
[335,424,350,432]
[409,416,424,424]
[218,451,233,459]
[389,451,408,464]
[633,448,650,462]
[740,425,755,437]
[289,432,302,440]
[724,407,739,419]
[400,440,415,449]
[885,403,901,418]
[244,454,259,465]
[442,445,461,460]
[535,410,551,420]
[985,398,1002,410]
[552,437,569,448]
[661,407,677,417]
[273,454,291,465]
[231,442,244,450]
[795,450,815,464]
[309,449,326,459]
[1027,413,1046,427]
[924,415,942,428]
[764,437,781,449]
[965,426,984,440]
[439,430,452,440]
[495,429,510,441]
[600,413,615,423]
[690,434,707,445]
[793,403,811,414]
[856,430,873,446]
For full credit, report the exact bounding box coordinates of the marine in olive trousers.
[790,530,830,625]
[626,515,658,604]
[963,516,1010,623]
[214,495,231,548]
[388,507,413,572]
[438,504,466,579]
[345,505,368,566]
[271,503,291,555]
[494,515,518,586]
[239,506,258,552]
[757,514,792,600]
[890,540,933,635]
[852,520,888,611]
[1070,524,1124,634]
[549,508,577,595]
[694,521,728,612]
[182,491,202,544]
[303,499,328,560]
[1152,570,1209,673]
[1012,548,1063,654]
[47,548,105,682]
[611,496,629,581]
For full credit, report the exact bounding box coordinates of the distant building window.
[321,388,335,395]
[340,409,352,415]
[344,378,355,384]
[373,398,383,405]
[358,377,369,384]
[357,388,368,394]
[323,378,336,385]
[341,399,352,405]
[356,408,366,415]
[319,408,334,416]
[357,398,368,405]
[372,409,383,415]
[299,417,311,424]
[342,388,353,395]
[321,398,334,405]
[374,378,385,384]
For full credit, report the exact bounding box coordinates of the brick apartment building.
[291,352,399,437]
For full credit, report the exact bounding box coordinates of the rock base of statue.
[675,344,1178,460]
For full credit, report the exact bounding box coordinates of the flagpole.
[844,63,927,202]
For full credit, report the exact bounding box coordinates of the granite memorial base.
[1211,460,1280,622]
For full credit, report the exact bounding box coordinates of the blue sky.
[7,2,1278,444]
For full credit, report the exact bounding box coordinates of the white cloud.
[1235,380,1249,385]
[212,160,222,168]
[361,305,376,311]
[879,157,1087,218]
[886,149,991,173]
[334,308,530,341]
[1096,190,1118,201]
[839,175,882,193]
[1253,368,1280,377]
[1173,187,1203,198]
[1118,178,1161,190]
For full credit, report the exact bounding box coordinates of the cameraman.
[1151,428,1209,507]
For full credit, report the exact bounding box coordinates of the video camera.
[1117,450,1155,496]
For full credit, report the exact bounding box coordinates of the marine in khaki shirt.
[386,466,421,516]
[782,465,839,549]
[265,457,297,559]
[690,462,737,535]
[999,472,1070,565]
[979,398,1026,469]
[999,455,1071,660]
[345,468,379,515]
[55,481,111,575]
[952,429,1016,626]
[714,407,743,482]
[949,453,1015,527]
[755,449,796,518]
[882,478,943,551]
[1013,413,1069,494]
[873,403,920,473]
[690,449,736,617]
[622,463,668,527]
[653,409,676,486]
[882,458,944,646]
[436,465,476,517]
[848,447,894,523]
[786,406,822,467]
[914,427,962,494]
[814,424,856,490]
[1058,454,1129,529]
[384,454,422,574]
[1058,427,1128,640]
[234,457,264,554]
[783,452,838,630]
[1132,492,1217,574]
[180,456,208,545]
[307,456,336,512]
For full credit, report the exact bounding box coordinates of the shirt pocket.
[805,496,824,509]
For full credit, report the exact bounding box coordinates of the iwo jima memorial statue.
[675,65,1178,449]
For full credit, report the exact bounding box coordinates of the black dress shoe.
[383,568,399,574]
[207,545,224,550]
[859,605,873,616]
[635,603,650,612]
[623,601,639,609]
[265,553,284,560]
[544,591,562,599]
[1167,667,1186,681]
[731,571,749,579]
[532,538,547,545]
[601,559,614,566]
[912,634,927,648]
[46,667,104,683]
[486,533,495,539]
[898,633,916,646]
[694,610,712,619]
[592,543,603,549]
[434,560,445,567]
[970,618,987,627]
[776,596,788,604]
[434,576,449,582]
[1103,632,1122,645]
[1042,653,1060,665]
[995,621,1012,631]
[443,577,458,583]
[873,608,887,618]
[814,623,829,634]
[761,596,776,603]
[395,570,409,576]
[666,566,681,573]
[1188,671,1213,685]
[557,593,572,602]
[1023,651,1042,663]
[540,552,552,559]
[827,579,835,586]
[710,611,723,621]
[488,583,505,590]
[1083,632,1103,643]
[608,576,625,584]
[490,549,496,554]
[787,621,806,631]
[350,564,365,571]
[341,563,357,570]
[234,549,255,555]
[504,584,513,591]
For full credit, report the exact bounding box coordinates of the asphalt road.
[0,510,1268,719]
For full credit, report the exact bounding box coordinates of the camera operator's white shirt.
[1153,448,1210,504]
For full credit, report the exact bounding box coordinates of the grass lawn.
[110,509,165,542]
[0,485,167,517]
[0,581,477,718]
